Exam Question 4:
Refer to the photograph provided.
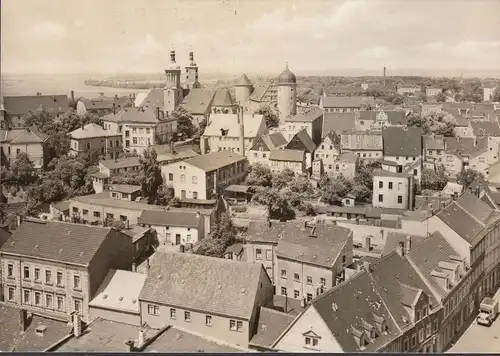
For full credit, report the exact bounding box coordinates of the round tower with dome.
[277,63,297,122]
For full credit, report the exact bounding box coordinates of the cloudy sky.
[2,0,500,75]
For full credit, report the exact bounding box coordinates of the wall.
[148,225,200,246]
[245,242,277,284]
[247,149,271,167]
[70,135,122,156]
[89,306,141,326]
[275,306,343,352]
[372,176,410,209]
[270,159,304,175]
[7,142,47,168]
[123,124,156,154]
[426,216,471,263]
[161,163,207,200]
[69,200,144,225]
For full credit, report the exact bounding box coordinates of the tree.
[252,187,295,221]
[196,212,236,257]
[271,168,295,190]
[171,107,195,139]
[492,89,500,103]
[289,175,315,196]
[245,163,273,187]
[421,167,448,190]
[408,112,456,137]
[110,170,141,185]
[139,148,162,204]
[318,174,353,205]
[435,92,447,103]
[9,153,37,186]
[456,169,484,188]
[196,117,208,137]
[155,184,174,206]
[256,104,280,129]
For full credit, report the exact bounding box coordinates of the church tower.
[164,50,184,116]
[185,51,200,90]
[277,63,297,123]
[234,73,254,106]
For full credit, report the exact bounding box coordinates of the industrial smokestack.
[71,90,75,102]
[239,106,245,156]
[383,66,386,88]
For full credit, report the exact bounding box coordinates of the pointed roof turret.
[235,73,253,87]
[277,63,296,85]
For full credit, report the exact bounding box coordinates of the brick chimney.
[137,329,146,348]
[396,241,404,257]
[73,312,82,337]
[20,309,28,333]
[364,236,371,250]
[125,340,135,352]
[404,236,412,255]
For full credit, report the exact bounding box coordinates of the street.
[447,318,500,353]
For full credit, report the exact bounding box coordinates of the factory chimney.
[238,106,245,156]
[383,66,386,88]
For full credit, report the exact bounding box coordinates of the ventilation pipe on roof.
[125,340,135,352]
[70,91,75,102]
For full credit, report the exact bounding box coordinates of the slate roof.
[340,131,382,151]
[248,83,273,102]
[373,169,409,178]
[456,191,494,224]
[423,135,445,150]
[138,210,201,228]
[69,123,121,139]
[235,73,253,86]
[89,269,147,314]
[436,201,484,243]
[138,251,265,320]
[80,97,130,111]
[0,219,118,266]
[369,251,438,329]
[70,192,164,212]
[3,95,69,116]
[181,89,216,115]
[250,307,295,349]
[383,126,422,157]
[269,149,304,162]
[184,150,247,172]
[211,89,234,107]
[99,156,141,171]
[444,136,488,157]
[119,107,168,124]
[471,121,500,137]
[384,111,407,125]
[139,88,164,110]
[260,132,287,150]
[285,108,323,123]
[50,200,70,213]
[382,232,426,257]
[310,271,400,352]
[0,226,12,248]
[133,92,149,108]
[322,113,357,137]
[287,130,316,153]
[407,231,462,298]
[454,116,470,126]
[244,221,282,244]
[337,152,358,162]
[274,222,352,268]
[203,113,265,138]
[0,127,48,144]
[320,96,376,108]
[0,305,72,352]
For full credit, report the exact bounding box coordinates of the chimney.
[396,241,404,257]
[300,298,306,308]
[404,236,412,255]
[73,312,82,338]
[364,236,371,250]
[19,309,28,333]
[239,106,245,156]
[213,171,217,192]
[71,90,75,102]
[363,260,371,272]
[137,329,146,348]
[157,106,160,120]
[475,186,481,198]
[303,221,308,229]
[132,262,137,272]
[146,258,151,273]
[113,103,116,115]
[170,140,176,155]
[126,219,130,230]
[17,215,22,227]
[125,340,135,352]
[383,66,386,88]
[52,95,56,103]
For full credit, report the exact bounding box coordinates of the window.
[17,148,21,154]
[281,287,287,296]
[378,194,383,202]
[192,192,198,199]
[433,319,438,332]
[206,315,212,326]
[229,320,237,331]
[411,333,417,347]
[46,294,53,308]
[181,174,186,183]
[426,323,431,337]
[388,182,393,189]
[35,292,41,306]
[82,209,88,216]
[57,296,64,310]
[256,249,263,260]
[132,128,137,133]
[23,289,31,304]
[146,128,151,134]
[281,269,287,279]
[413,169,418,176]
[422,305,428,317]
[148,304,160,315]
[320,278,326,286]
[418,329,424,342]
[57,272,63,286]
[94,211,101,218]
[305,337,319,348]
[8,287,15,301]
[23,266,30,279]
[44,269,52,284]
[139,128,144,134]
[416,309,421,321]
[109,140,113,148]
[184,311,191,322]
[7,264,13,277]
[266,249,272,260]
[306,276,313,285]
[294,290,300,298]
[86,142,91,150]
[170,308,176,319]
[307,293,313,302]
[133,137,138,144]
[404,338,409,351]
[398,195,403,204]
[294,273,300,282]
[379,181,383,188]
[73,275,81,289]
[34,268,40,281]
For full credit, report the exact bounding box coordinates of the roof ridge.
[454,198,486,227]
[311,269,367,305]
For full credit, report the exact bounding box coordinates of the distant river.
[1,73,149,98]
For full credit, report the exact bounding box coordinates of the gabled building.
[442,137,489,178]
[2,94,69,128]
[138,251,274,348]
[453,116,473,138]
[68,123,122,157]
[470,120,500,164]
[0,219,134,321]
[423,134,445,169]
[372,170,414,210]
[313,132,341,175]
[161,150,248,200]
[200,112,268,155]
[383,126,423,179]
[247,132,287,166]
[76,96,131,116]
[319,96,376,113]
[356,110,408,131]
[0,127,49,168]
[321,112,357,138]
[340,130,383,161]
[269,149,306,175]
[331,152,358,179]
[285,129,317,169]
[281,108,323,145]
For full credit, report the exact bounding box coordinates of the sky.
[2,0,500,75]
